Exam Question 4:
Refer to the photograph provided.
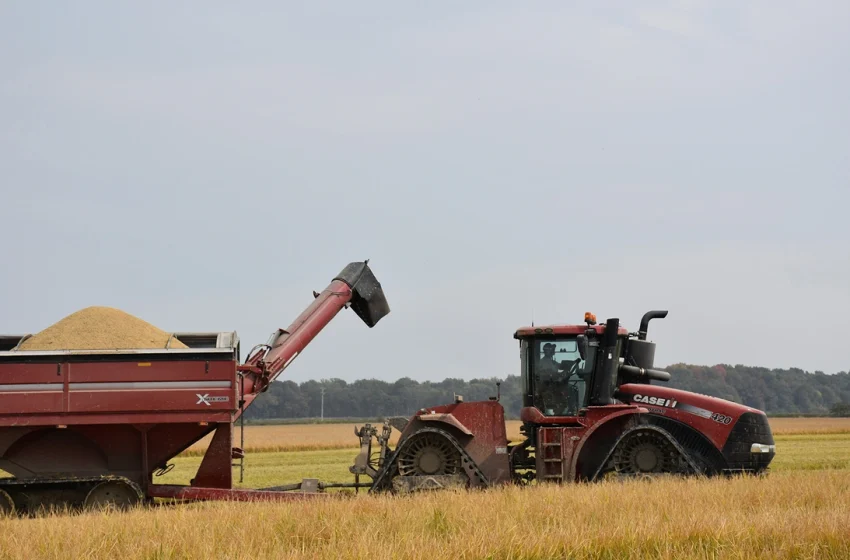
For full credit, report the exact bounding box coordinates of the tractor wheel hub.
[635,447,659,471]
[418,451,442,474]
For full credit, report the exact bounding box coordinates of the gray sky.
[2,1,848,383]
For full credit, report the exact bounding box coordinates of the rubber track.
[589,424,702,481]
[369,427,489,493]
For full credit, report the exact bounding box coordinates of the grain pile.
[17,306,188,351]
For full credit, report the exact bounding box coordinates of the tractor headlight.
[750,443,775,454]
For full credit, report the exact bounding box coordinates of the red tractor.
[351,311,776,492]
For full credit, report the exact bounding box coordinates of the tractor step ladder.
[539,430,564,482]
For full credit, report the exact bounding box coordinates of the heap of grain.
[17,306,188,351]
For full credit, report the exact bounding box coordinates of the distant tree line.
[244,364,850,421]
[665,364,850,417]
[244,377,518,421]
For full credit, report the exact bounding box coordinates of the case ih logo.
[196,394,230,406]
[633,394,677,408]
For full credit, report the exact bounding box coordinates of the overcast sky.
[1,2,848,383]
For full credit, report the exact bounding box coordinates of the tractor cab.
[515,313,629,418]
[515,312,671,421]
[527,337,589,416]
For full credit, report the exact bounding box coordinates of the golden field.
[759,416,850,434]
[184,422,404,456]
[2,471,848,559]
[184,417,850,456]
[2,417,850,559]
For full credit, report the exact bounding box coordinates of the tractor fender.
[396,415,472,449]
[587,423,702,481]
[569,408,646,481]
[416,413,473,436]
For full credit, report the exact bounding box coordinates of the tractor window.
[520,340,531,403]
[531,338,589,416]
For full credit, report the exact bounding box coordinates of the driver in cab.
[537,343,567,412]
[537,343,580,415]
[537,343,562,380]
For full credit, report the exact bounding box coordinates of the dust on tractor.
[351,311,776,492]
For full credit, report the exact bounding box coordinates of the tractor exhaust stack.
[638,310,668,340]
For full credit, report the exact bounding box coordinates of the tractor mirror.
[576,335,587,360]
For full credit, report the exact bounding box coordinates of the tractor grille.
[721,412,775,473]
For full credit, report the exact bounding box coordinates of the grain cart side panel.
[0,411,233,428]
[0,392,64,415]
[0,362,62,384]
[68,388,236,413]
[0,362,65,415]
[67,359,235,383]
[67,357,236,414]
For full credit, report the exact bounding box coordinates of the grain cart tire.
[0,489,14,516]
[83,479,143,511]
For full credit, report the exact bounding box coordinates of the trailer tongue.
[0,260,389,513]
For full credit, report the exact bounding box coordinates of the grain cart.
[351,311,775,492]
[0,261,389,513]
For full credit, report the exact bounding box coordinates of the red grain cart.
[0,261,389,514]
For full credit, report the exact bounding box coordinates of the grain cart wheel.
[0,489,15,516]
[83,479,143,511]
[612,430,681,475]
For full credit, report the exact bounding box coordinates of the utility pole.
[320,387,325,420]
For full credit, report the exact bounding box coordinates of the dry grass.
[2,471,848,559]
[184,417,850,456]
[183,423,402,456]
[183,421,525,456]
[766,417,850,435]
[158,432,850,491]
[3,419,849,559]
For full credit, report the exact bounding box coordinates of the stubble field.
[2,417,850,559]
